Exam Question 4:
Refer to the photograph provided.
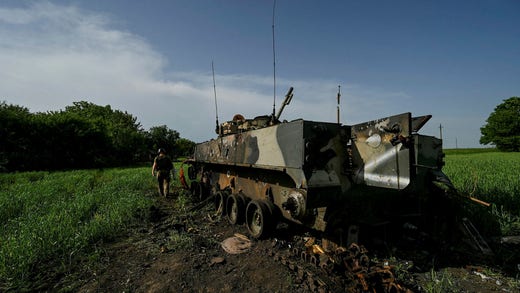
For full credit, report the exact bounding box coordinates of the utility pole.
[439,124,443,140]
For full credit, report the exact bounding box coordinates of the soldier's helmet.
[157,148,166,154]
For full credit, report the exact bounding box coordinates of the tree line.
[0,101,196,172]
[2,96,516,171]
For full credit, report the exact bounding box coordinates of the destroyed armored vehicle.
[183,87,487,251]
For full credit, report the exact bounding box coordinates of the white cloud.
[0,1,429,143]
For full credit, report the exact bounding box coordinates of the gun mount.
[275,86,293,121]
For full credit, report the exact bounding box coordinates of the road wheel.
[190,181,204,201]
[246,200,272,239]
[214,191,227,215]
[226,194,247,225]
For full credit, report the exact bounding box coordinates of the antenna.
[337,85,341,124]
[212,61,220,135]
[271,0,277,122]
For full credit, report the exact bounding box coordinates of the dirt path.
[62,193,300,293]
[52,191,519,293]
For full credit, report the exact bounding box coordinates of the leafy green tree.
[146,125,179,157]
[1,100,194,171]
[480,97,520,151]
[30,111,111,169]
[175,138,196,157]
[0,102,33,171]
[64,101,147,164]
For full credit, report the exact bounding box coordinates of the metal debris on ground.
[272,241,412,292]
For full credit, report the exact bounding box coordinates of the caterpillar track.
[270,241,409,292]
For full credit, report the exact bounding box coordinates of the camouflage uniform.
[152,150,174,196]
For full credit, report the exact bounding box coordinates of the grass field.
[443,149,520,235]
[0,152,518,289]
[0,167,160,290]
[443,149,520,210]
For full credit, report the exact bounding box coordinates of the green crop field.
[0,167,161,290]
[0,153,518,290]
[443,149,520,209]
[443,149,520,235]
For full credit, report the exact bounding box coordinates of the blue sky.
[1,0,519,148]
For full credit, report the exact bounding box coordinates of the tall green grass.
[1,154,516,287]
[443,152,520,210]
[0,167,156,290]
[444,148,499,155]
[443,151,520,235]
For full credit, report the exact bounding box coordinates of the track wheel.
[214,191,228,215]
[190,181,204,201]
[226,194,246,225]
[246,200,273,239]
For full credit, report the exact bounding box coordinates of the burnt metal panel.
[350,113,412,190]
[194,120,307,169]
[194,120,307,187]
[411,115,432,133]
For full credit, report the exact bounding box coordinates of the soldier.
[152,148,174,197]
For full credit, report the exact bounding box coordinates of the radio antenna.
[271,0,277,122]
[212,61,220,135]
[337,85,341,124]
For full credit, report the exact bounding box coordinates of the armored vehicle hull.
[186,110,461,247]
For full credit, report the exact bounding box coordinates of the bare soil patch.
[49,190,519,293]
